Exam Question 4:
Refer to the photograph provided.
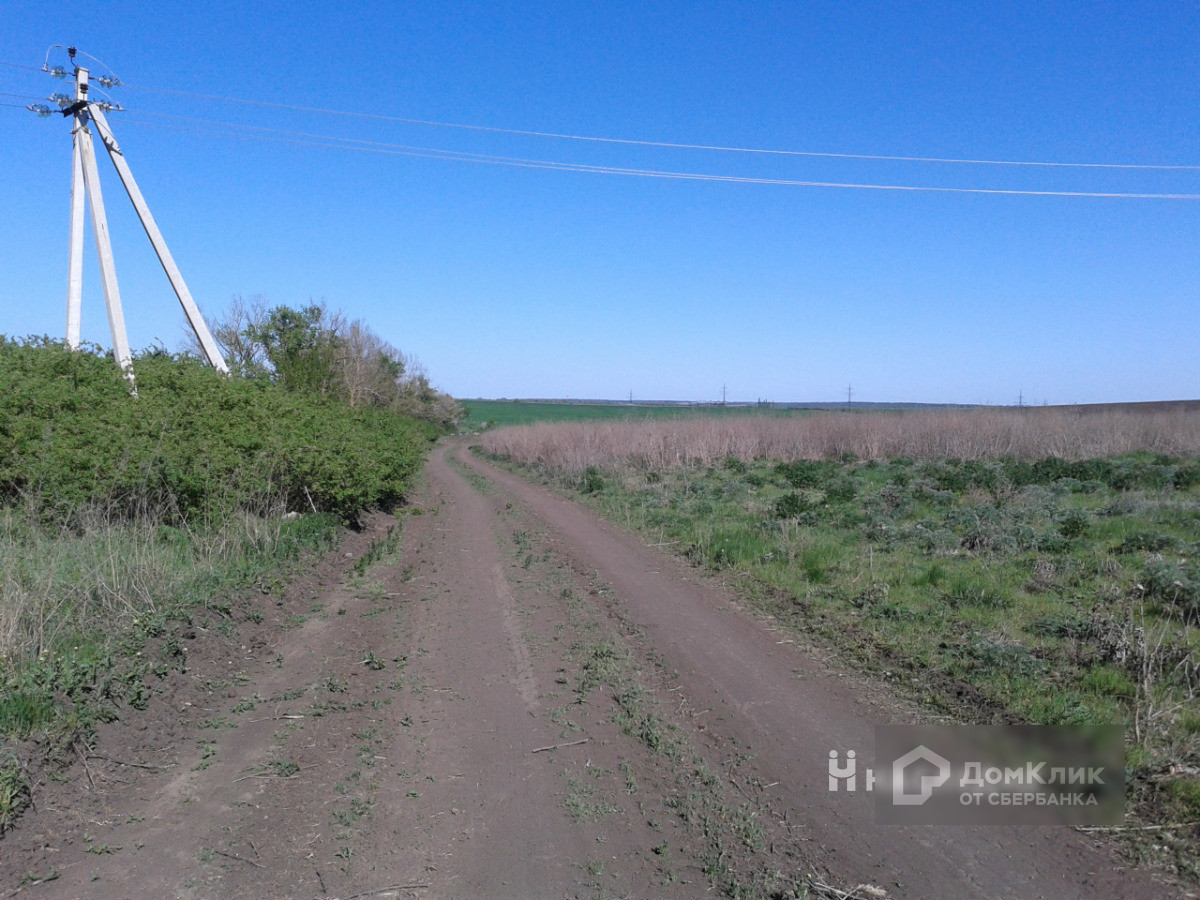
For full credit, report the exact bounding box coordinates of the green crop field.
[460,399,812,430]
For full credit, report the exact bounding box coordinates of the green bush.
[0,338,437,523]
[580,466,605,494]
[1175,464,1200,490]
[1142,558,1200,618]
[920,459,1003,493]
[997,456,1188,493]
[1058,509,1090,538]
[1081,666,1136,698]
[824,477,860,503]
[1116,531,1179,554]
[774,460,835,488]
[773,491,811,518]
[723,456,748,474]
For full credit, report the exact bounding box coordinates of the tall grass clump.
[0,505,341,729]
[0,505,335,668]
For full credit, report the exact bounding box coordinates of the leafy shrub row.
[915,456,1197,494]
[0,338,438,523]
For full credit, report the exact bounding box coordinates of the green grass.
[461,399,812,430]
[564,776,618,822]
[0,751,30,835]
[0,510,343,757]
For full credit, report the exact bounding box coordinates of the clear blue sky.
[2,1,1198,404]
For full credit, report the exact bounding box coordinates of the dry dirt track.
[1,440,1177,899]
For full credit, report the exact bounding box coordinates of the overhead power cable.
[0,59,43,72]
[5,55,1198,170]
[115,79,1199,172]
[116,114,1200,199]
[7,54,1198,195]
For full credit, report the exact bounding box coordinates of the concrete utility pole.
[67,64,132,377]
[57,47,228,387]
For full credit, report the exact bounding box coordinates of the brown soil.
[0,441,1183,899]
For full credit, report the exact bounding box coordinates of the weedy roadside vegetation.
[0,336,439,832]
[482,407,1200,879]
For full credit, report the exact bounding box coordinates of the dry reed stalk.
[478,408,1200,475]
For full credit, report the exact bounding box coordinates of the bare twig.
[75,744,96,791]
[86,754,174,770]
[213,848,265,868]
[316,884,430,900]
[1075,821,1200,833]
[808,878,889,899]
[531,738,590,753]
[233,764,317,783]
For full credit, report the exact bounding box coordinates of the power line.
[0,59,43,72]
[113,115,1200,199]
[6,55,1199,170]
[8,55,1200,197]
[113,76,1200,172]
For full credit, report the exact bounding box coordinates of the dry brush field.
[480,406,1200,473]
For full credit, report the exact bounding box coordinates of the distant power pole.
[1018,390,1025,408]
[847,384,853,410]
[722,384,727,406]
[37,47,228,388]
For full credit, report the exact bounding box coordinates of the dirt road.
[2,441,1175,899]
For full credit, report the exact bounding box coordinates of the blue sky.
[2,1,1198,404]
